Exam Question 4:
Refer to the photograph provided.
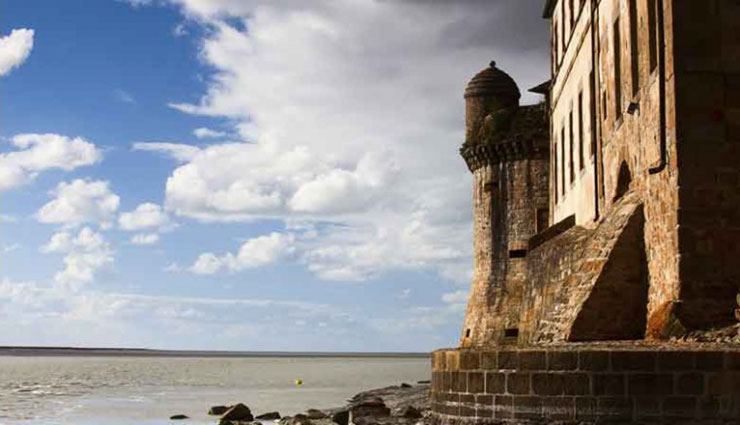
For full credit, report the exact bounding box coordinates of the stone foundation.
[430,346,740,424]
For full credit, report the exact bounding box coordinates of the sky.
[0,0,548,352]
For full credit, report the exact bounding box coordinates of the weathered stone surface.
[256,411,282,420]
[220,403,254,423]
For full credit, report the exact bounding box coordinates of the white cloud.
[130,233,160,245]
[189,232,294,274]
[441,290,469,305]
[133,142,201,163]
[0,133,102,192]
[0,29,34,76]
[3,243,21,253]
[40,227,114,289]
[36,179,120,228]
[193,127,227,139]
[118,202,172,231]
[134,1,548,283]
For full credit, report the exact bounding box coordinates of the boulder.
[279,413,312,425]
[396,406,422,419]
[256,411,282,420]
[220,403,254,423]
[306,409,327,419]
[331,410,349,425]
[350,397,390,420]
[209,405,231,415]
[170,414,189,420]
[400,383,412,388]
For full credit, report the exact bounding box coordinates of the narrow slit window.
[629,0,640,96]
[554,139,559,202]
[561,126,566,195]
[509,249,527,259]
[578,91,585,169]
[590,71,597,158]
[536,208,549,233]
[465,329,471,338]
[613,17,623,119]
[648,0,658,72]
[569,109,575,183]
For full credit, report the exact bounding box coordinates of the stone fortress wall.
[431,0,740,423]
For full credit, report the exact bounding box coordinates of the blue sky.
[0,0,547,351]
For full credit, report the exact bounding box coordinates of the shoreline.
[0,346,430,358]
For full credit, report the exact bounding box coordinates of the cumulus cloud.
[118,202,172,231]
[130,233,160,245]
[40,227,114,289]
[193,127,227,139]
[189,232,295,274]
[36,179,120,228]
[0,29,34,76]
[134,1,547,283]
[0,133,102,192]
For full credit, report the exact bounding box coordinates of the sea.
[0,353,430,425]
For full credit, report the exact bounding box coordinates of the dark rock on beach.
[209,405,231,415]
[256,411,282,420]
[220,403,254,424]
[330,410,349,425]
[170,414,189,420]
[306,409,328,419]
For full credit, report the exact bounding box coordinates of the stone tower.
[458,62,549,347]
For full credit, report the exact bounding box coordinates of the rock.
[306,409,327,419]
[416,380,430,385]
[350,397,390,420]
[279,414,312,425]
[400,383,412,388]
[220,403,254,423]
[256,411,282,420]
[396,406,422,419]
[331,410,349,425]
[170,414,189,420]
[209,405,231,415]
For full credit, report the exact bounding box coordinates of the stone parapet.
[430,346,740,424]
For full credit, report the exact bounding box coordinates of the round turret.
[464,62,521,147]
[464,61,521,103]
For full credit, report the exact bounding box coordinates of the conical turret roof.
[464,61,521,101]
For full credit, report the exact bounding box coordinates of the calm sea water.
[0,356,430,425]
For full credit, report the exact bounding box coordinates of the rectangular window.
[578,91,585,169]
[629,0,640,96]
[590,70,597,158]
[554,139,559,202]
[570,0,575,28]
[509,249,527,259]
[505,328,519,338]
[613,18,623,119]
[569,110,575,183]
[561,127,566,195]
[648,0,658,72]
[561,0,566,52]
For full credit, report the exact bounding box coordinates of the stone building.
[431,0,740,422]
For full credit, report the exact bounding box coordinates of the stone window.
[561,0,566,53]
[578,91,585,170]
[554,139,559,202]
[536,208,549,233]
[589,70,596,158]
[509,249,527,259]
[629,0,640,96]
[561,126,566,195]
[504,328,519,338]
[613,17,623,120]
[569,109,575,183]
[569,0,575,29]
[648,0,658,72]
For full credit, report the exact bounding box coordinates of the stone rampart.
[430,346,740,424]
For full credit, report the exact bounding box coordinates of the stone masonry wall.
[430,346,740,424]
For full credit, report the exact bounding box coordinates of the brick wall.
[430,346,740,424]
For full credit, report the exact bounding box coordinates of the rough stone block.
[498,350,518,370]
[467,372,485,394]
[574,397,597,421]
[696,352,725,371]
[493,395,514,419]
[548,350,578,370]
[663,396,698,419]
[564,373,590,395]
[459,351,480,371]
[513,396,543,420]
[532,373,565,396]
[542,396,575,420]
[579,350,610,371]
[612,351,656,371]
[628,373,674,396]
[453,372,467,393]
[476,394,493,406]
[596,397,633,420]
[677,372,705,395]
[726,352,740,370]
[506,373,531,395]
[519,350,546,370]
[658,351,696,371]
[593,373,626,396]
[634,397,662,419]
[698,396,720,419]
[485,372,505,394]
[460,393,475,404]
[475,407,493,419]
[480,351,498,370]
[446,351,460,371]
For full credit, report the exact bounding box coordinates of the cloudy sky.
[1,0,548,351]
